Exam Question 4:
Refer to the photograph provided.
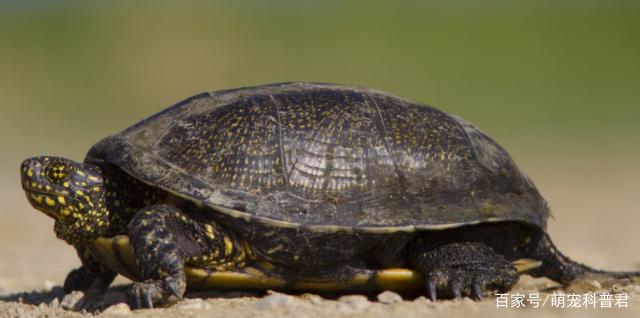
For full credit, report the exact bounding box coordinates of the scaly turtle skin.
[21,82,639,308]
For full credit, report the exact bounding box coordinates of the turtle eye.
[46,162,73,183]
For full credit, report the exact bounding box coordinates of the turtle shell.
[86,82,549,232]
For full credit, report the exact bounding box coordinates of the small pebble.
[301,293,324,305]
[48,297,60,308]
[413,296,429,303]
[609,283,638,294]
[337,295,370,310]
[43,280,56,291]
[61,291,85,310]
[377,290,403,304]
[176,298,210,310]
[102,303,131,316]
[255,292,296,309]
[566,279,602,293]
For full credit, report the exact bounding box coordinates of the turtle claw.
[427,279,437,301]
[144,291,154,309]
[128,278,185,309]
[129,281,156,309]
[128,281,163,309]
[165,279,182,298]
[472,281,483,301]
[131,296,140,310]
[450,280,462,300]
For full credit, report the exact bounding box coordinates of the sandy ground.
[1,156,639,318]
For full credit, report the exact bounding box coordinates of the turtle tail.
[527,231,640,285]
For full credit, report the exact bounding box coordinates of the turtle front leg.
[126,204,186,308]
[406,240,518,301]
[64,245,117,293]
[127,204,246,308]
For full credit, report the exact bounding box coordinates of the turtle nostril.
[21,160,31,175]
[21,158,41,176]
[20,158,46,191]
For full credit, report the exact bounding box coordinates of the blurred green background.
[0,0,639,289]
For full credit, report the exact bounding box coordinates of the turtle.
[21,82,639,308]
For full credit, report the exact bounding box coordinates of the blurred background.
[0,0,638,292]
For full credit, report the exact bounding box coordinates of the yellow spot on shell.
[45,197,56,206]
[63,182,70,188]
[27,169,33,177]
[57,196,66,205]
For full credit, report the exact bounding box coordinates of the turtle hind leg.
[525,230,640,285]
[405,239,518,301]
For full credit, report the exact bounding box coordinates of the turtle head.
[21,156,110,244]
